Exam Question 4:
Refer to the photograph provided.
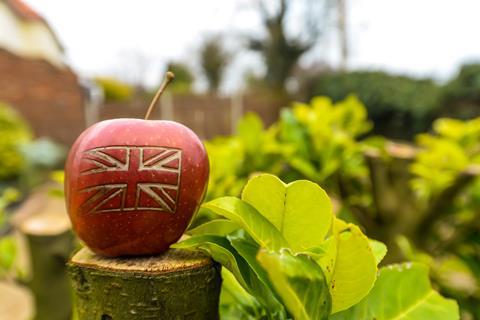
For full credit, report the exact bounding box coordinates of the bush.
[440,63,480,119]
[203,96,480,318]
[95,77,134,102]
[177,174,458,319]
[308,71,443,140]
[0,103,31,180]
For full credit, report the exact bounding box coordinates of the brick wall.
[0,48,85,145]
[0,47,285,145]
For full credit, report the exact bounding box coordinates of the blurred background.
[0,0,480,319]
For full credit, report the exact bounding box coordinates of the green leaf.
[316,237,337,284]
[0,236,16,273]
[172,235,250,289]
[369,239,387,265]
[173,235,286,318]
[203,197,289,251]
[257,249,331,320]
[188,219,239,236]
[228,230,272,290]
[220,268,265,320]
[331,263,460,320]
[228,230,286,318]
[323,219,377,313]
[241,174,333,251]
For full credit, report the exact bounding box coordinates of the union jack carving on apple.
[78,146,182,214]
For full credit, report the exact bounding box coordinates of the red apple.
[65,118,209,257]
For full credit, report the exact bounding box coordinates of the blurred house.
[0,0,85,145]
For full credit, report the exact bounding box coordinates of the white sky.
[28,0,480,92]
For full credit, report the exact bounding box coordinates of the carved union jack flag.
[78,146,182,214]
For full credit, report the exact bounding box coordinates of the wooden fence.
[97,93,285,140]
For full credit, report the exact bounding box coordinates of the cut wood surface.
[12,183,70,236]
[69,247,222,320]
[0,281,35,320]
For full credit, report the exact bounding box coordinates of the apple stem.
[144,71,175,120]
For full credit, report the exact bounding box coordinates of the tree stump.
[12,184,75,320]
[68,247,222,320]
[0,281,35,320]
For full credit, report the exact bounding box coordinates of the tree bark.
[68,247,222,320]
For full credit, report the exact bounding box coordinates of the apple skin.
[65,119,209,257]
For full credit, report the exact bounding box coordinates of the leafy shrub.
[206,96,371,201]
[176,174,458,319]
[204,96,480,318]
[205,113,287,200]
[308,71,442,140]
[407,117,480,317]
[0,103,31,180]
[95,77,134,102]
[440,63,480,119]
[411,117,480,198]
[278,95,370,185]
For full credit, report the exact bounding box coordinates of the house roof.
[5,0,42,21]
[3,0,64,53]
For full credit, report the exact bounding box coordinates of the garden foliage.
[0,103,31,180]
[0,103,65,191]
[308,71,442,140]
[95,77,134,102]
[441,63,480,119]
[204,95,480,319]
[175,174,458,319]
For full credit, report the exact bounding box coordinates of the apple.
[64,73,209,257]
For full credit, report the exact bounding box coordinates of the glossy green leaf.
[172,235,250,289]
[316,237,337,284]
[241,174,333,251]
[228,231,272,289]
[323,219,377,313]
[331,263,460,320]
[257,249,331,320]
[188,219,239,236]
[220,268,265,320]
[203,197,289,251]
[228,230,286,318]
[173,234,286,318]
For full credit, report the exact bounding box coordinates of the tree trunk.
[68,247,222,320]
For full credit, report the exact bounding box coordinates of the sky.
[28,0,480,92]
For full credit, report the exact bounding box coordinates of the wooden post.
[12,184,75,320]
[230,93,243,134]
[160,91,174,120]
[68,247,222,320]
